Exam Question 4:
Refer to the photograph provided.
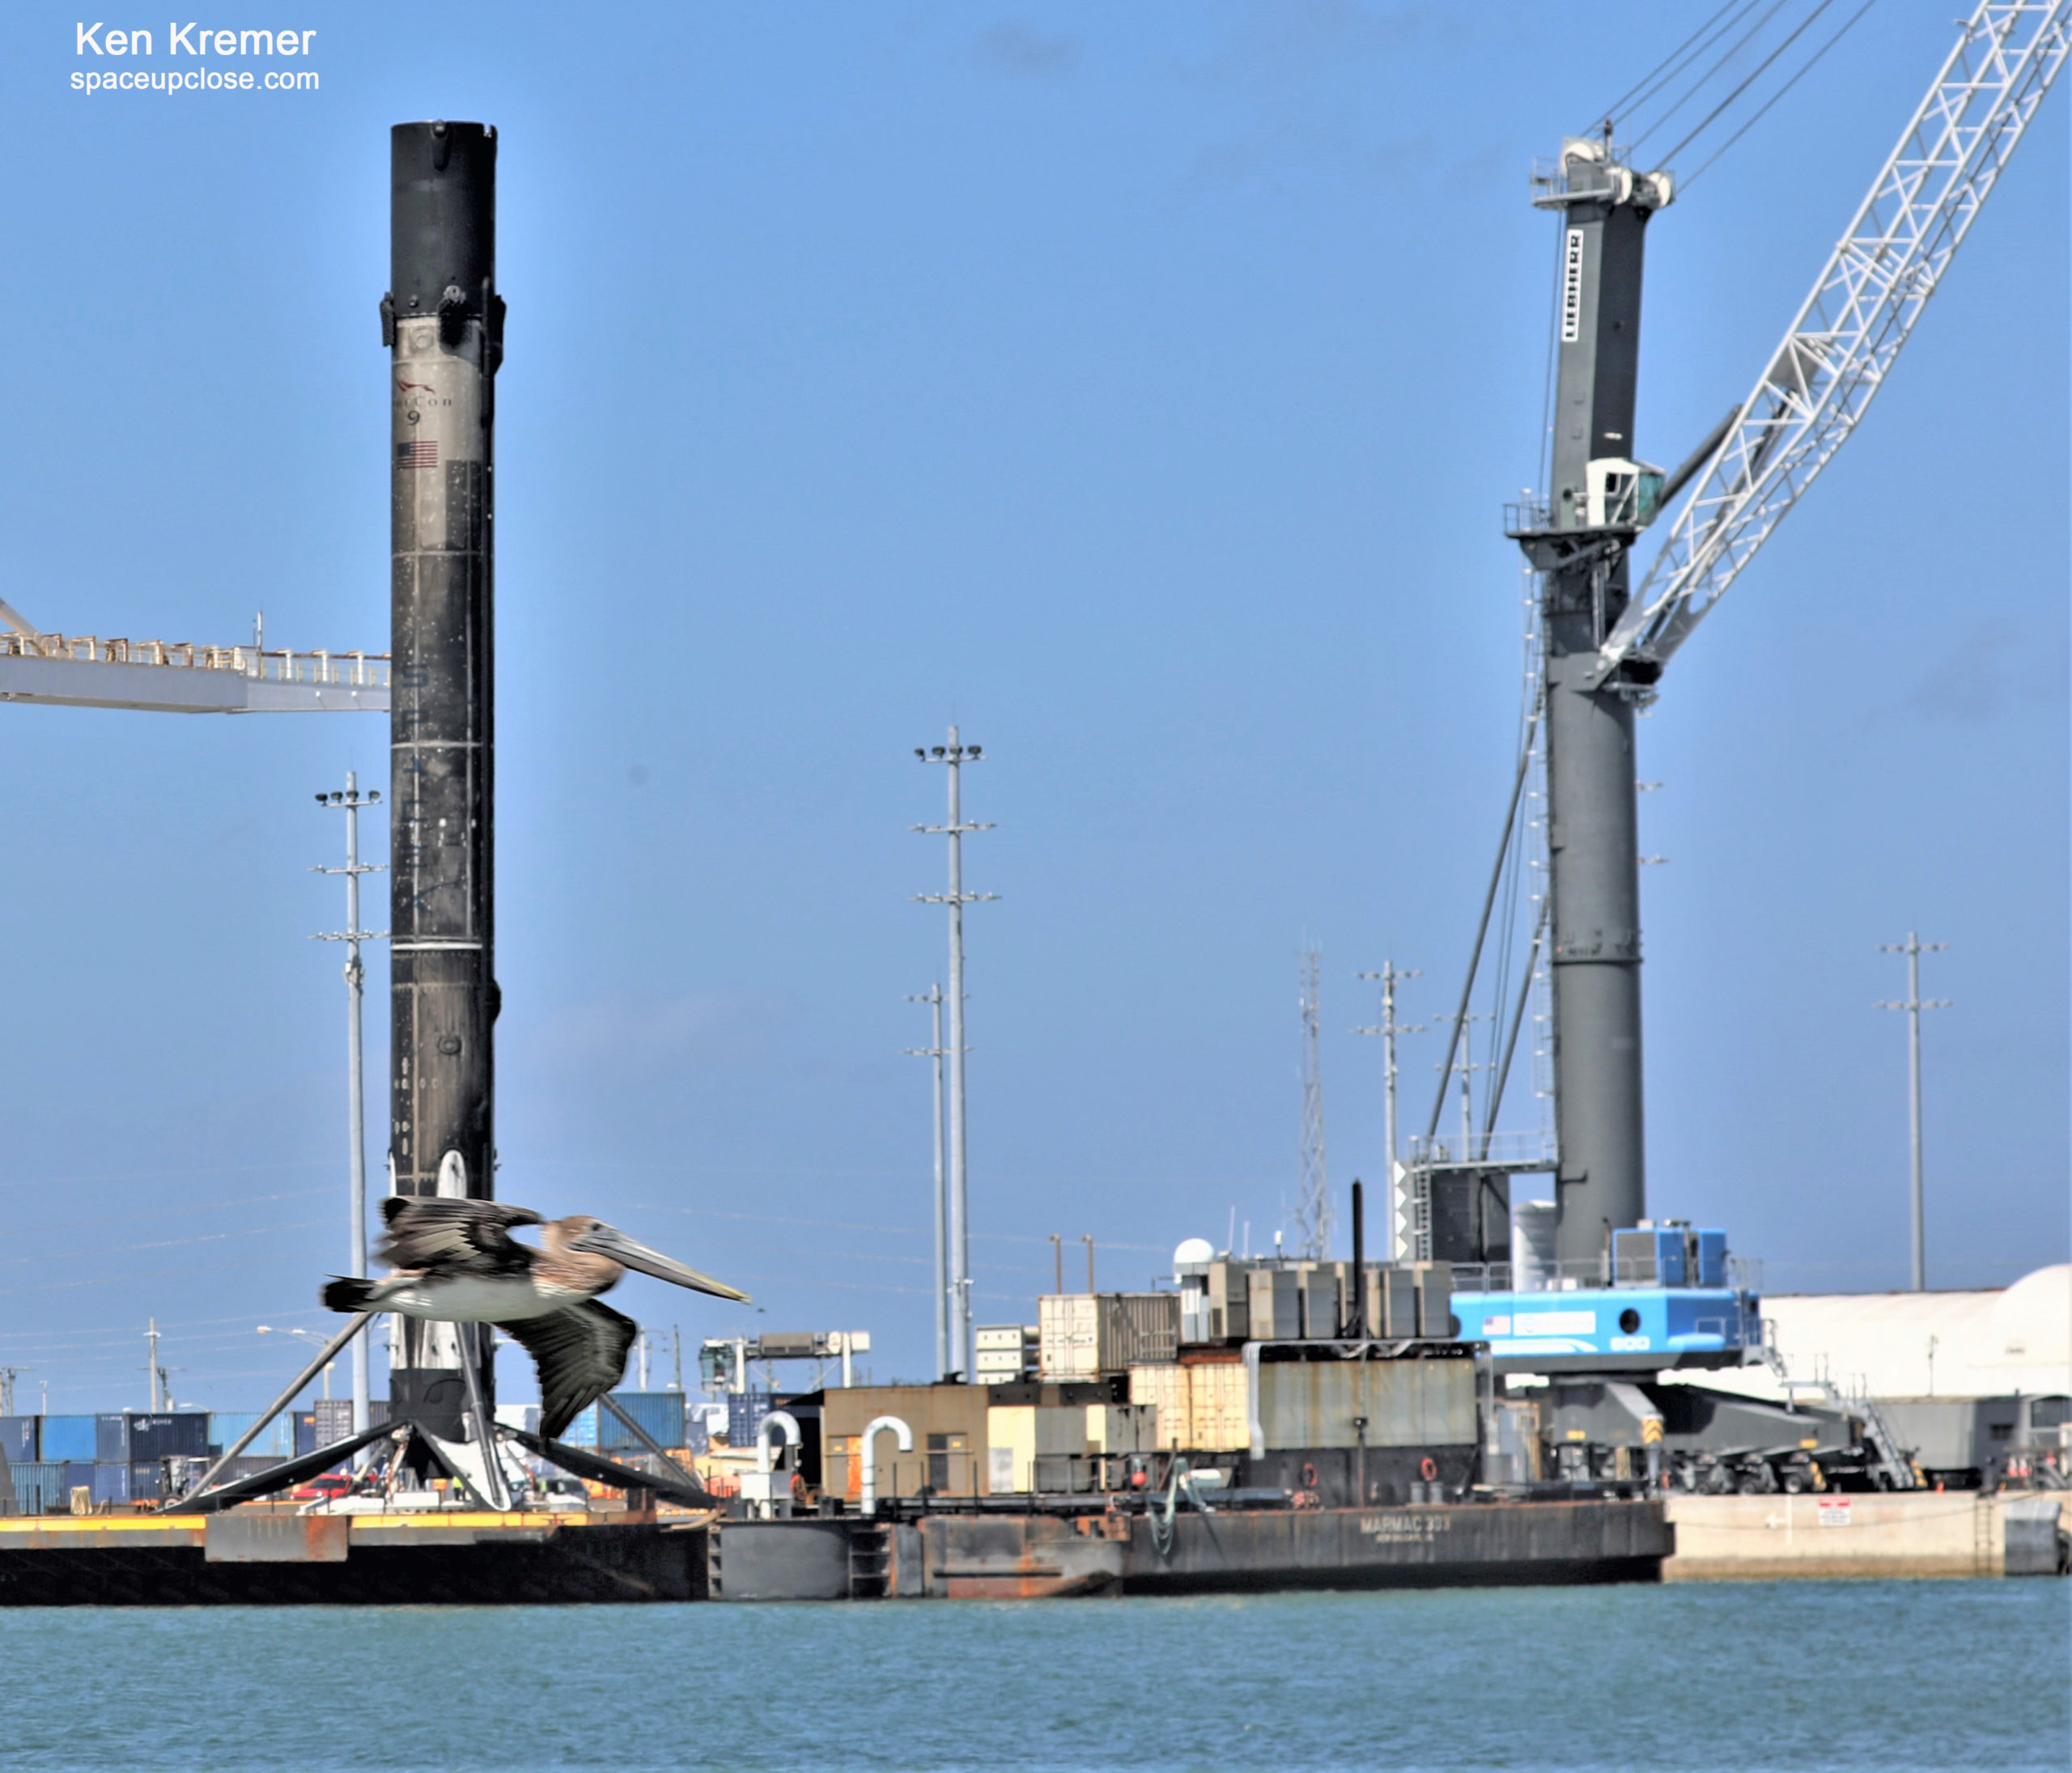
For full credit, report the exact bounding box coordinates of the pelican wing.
[377,1198,542,1278]
[495,1300,639,1440]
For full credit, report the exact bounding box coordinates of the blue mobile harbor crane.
[1399,6,2063,1494]
[1450,1225,1758,1375]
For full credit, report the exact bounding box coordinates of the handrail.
[0,630,390,688]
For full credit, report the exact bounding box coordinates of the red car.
[290,1472,353,1503]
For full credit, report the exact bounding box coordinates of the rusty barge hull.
[1116,1498,1667,1595]
[711,1499,1671,1600]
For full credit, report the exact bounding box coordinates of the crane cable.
[1678,0,1883,189]
[1603,0,1764,130]
[1630,0,1799,146]
[1659,0,1843,164]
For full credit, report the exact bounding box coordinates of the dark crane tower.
[1511,138,1672,1269]
[384,121,504,1434]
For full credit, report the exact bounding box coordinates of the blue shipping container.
[597,1391,687,1453]
[207,1412,295,1459]
[561,1404,598,1448]
[727,1391,773,1449]
[127,1414,209,1461]
[95,1415,130,1462]
[90,1463,130,1505]
[8,1461,66,1513]
[127,1461,164,1502]
[0,1417,36,1462]
[40,1417,97,1462]
[62,1462,93,1500]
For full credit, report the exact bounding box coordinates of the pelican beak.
[572,1224,751,1303]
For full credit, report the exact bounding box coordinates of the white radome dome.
[1174,1236,1215,1270]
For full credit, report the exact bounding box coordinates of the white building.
[1694,1264,2071,1405]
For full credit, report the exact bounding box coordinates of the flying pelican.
[321,1198,749,1436]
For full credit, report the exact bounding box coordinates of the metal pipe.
[757,1410,801,1474]
[1347,1180,1365,1338]
[859,1415,913,1517]
[173,1314,374,1506]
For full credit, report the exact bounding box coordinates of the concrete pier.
[1662,1491,2070,1580]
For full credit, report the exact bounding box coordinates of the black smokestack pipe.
[1348,1178,1366,1338]
[384,121,503,1436]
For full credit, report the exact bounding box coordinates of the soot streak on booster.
[385,120,504,1425]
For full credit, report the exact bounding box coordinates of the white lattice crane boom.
[1588,0,2070,689]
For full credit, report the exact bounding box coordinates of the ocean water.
[0,1581,2063,1771]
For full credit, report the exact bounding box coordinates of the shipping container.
[1253,1353,1476,1451]
[1245,1268,1302,1341]
[1038,1294,1179,1379]
[207,1412,295,1459]
[89,1463,131,1505]
[7,1461,66,1512]
[0,1416,36,1462]
[126,1413,210,1461]
[1412,1262,1455,1338]
[1129,1357,1249,1452]
[1374,1267,1419,1338]
[598,1391,687,1453]
[95,1415,131,1462]
[726,1390,774,1449]
[1299,1266,1341,1338]
[62,1461,93,1501]
[293,1411,319,1458]
[127,1461,164,1502]
[38,1417,96,1463]
[312,1399,356,1445]
[974,1325,1035,1352]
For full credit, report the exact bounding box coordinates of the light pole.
[259,1326,338,1401]
[1354,962,1424,1258]
[1878,932,1950,1292]
[905,986,950,1380]
[313,775,385,1436]
[913,729,996,1380]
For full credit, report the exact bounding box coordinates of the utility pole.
[1049,1233,1062,1295]
[314,771,385,1439]
[1295,948,1332,1258]
[1353,962,1423,1177]
[1878,932,1950,1292]
[905,986,950,1381]
[1507,134,1674,1265]
[0,1368,19,1416]
[1082,1235,1095,1295]
[146,1321,163,1411]
[913,729,996,1381]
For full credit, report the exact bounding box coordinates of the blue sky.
[0,3,2061,1412]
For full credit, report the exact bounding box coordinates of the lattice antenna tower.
[1294,947,1332,1258]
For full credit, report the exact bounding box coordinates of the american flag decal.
[397,439,439,469]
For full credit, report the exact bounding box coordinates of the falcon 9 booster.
[384,121,504,1432]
